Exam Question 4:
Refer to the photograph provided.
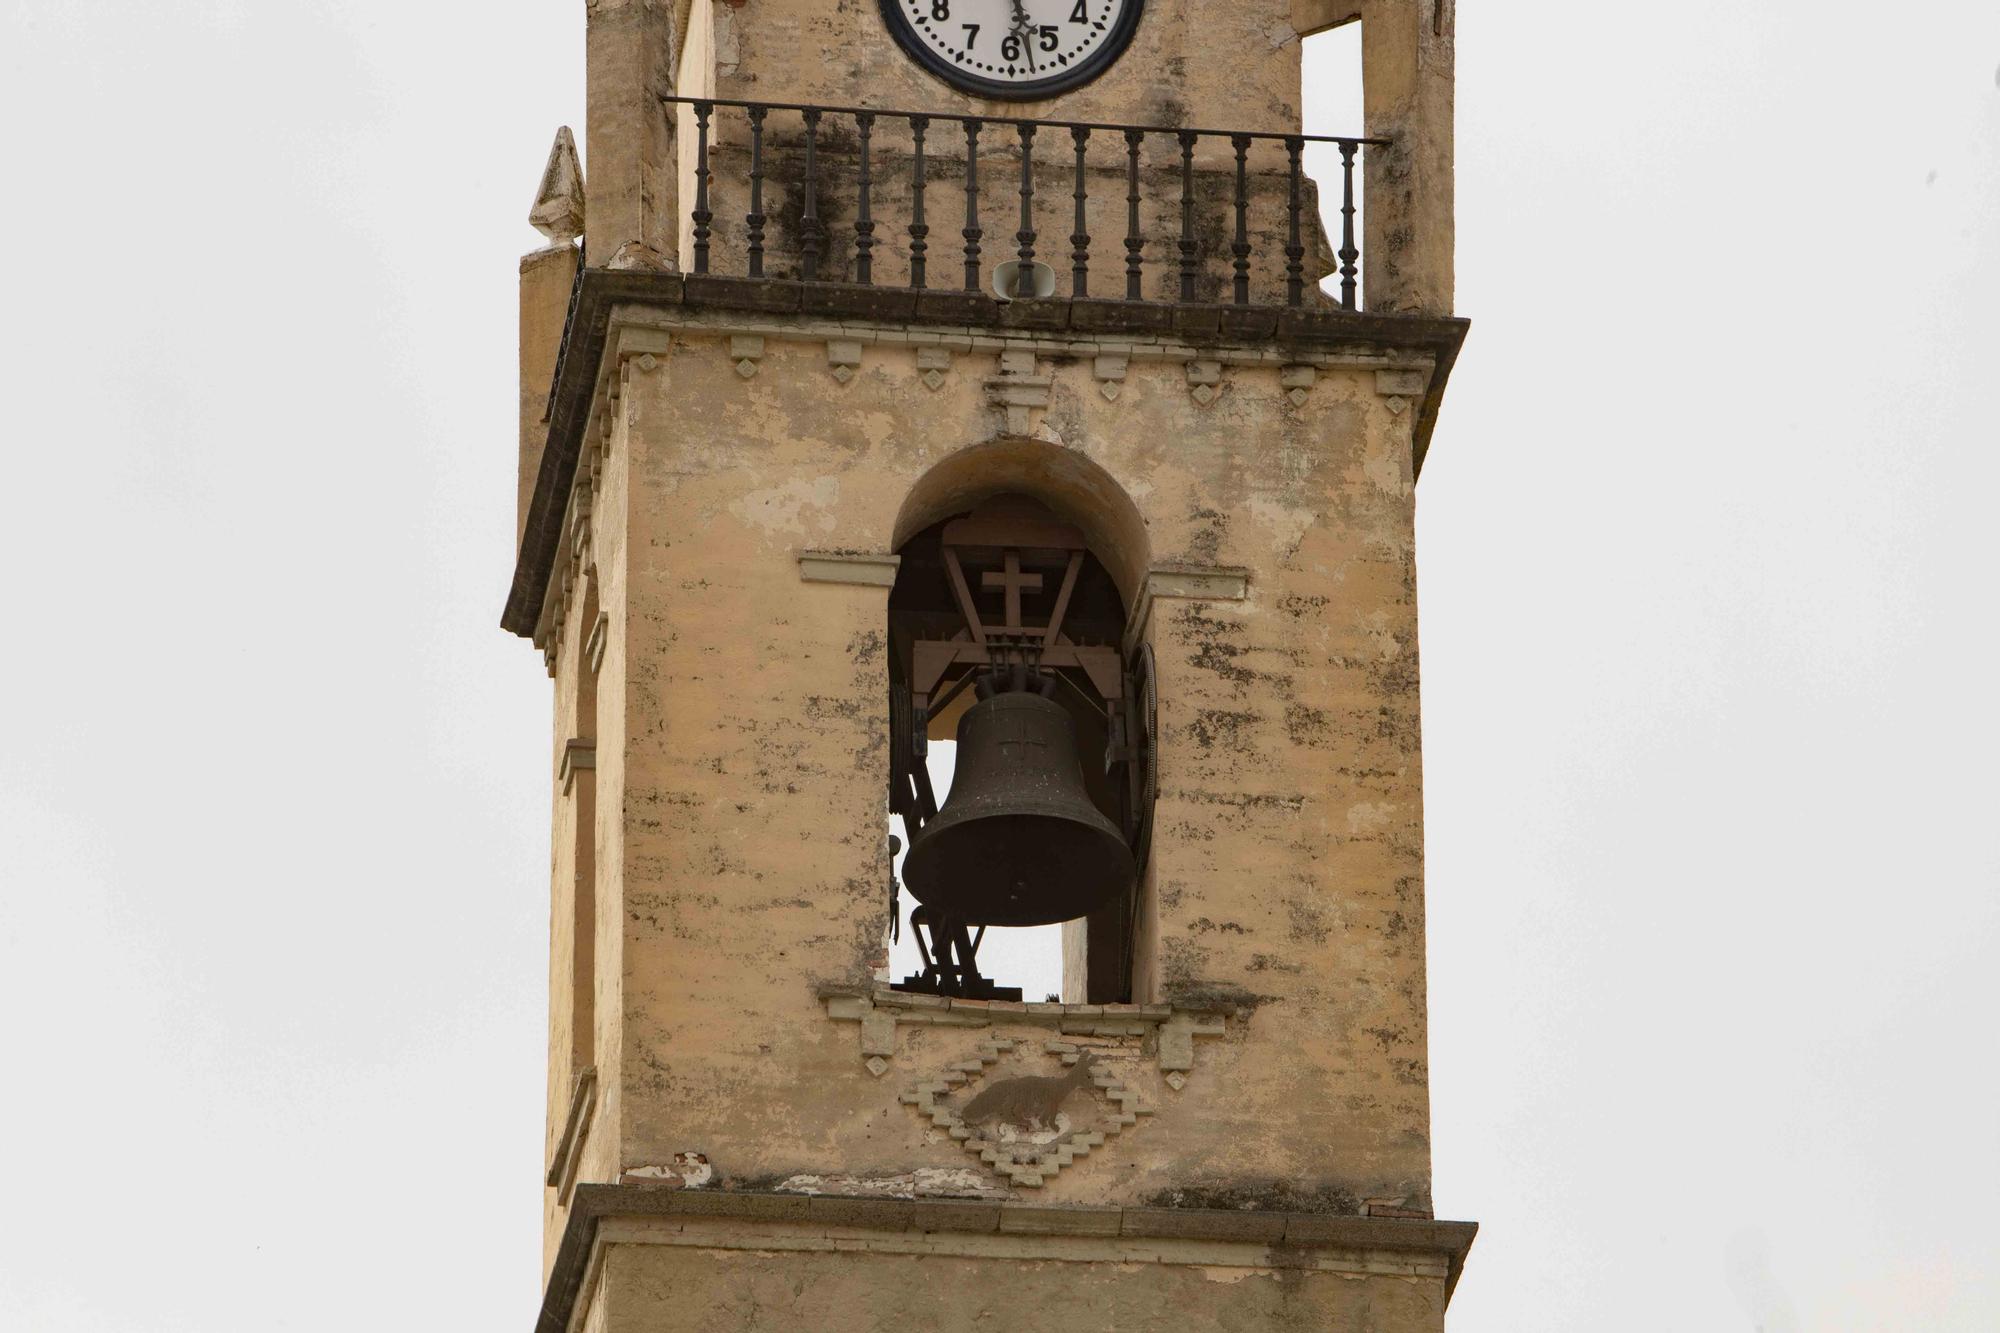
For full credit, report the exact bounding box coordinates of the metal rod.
[746,105,768,279]
[646,97,1386,306]
[691,102,713,275]
[1284,135,1304,306]
[962,118,983,293]
[1230,134,1251,305]
[1124,130,1144,301]
[909,116,929,291]
[800,107,822,282]
[659,94,1386,148]
[1339,140,1360,311]
[928,669,977,720]
[1015,122,1037,297]
[855,111,876,285]
[1177,131,1198,304]
[1070,126,1090,297]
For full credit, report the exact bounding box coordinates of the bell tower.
[508,2,1474,1328]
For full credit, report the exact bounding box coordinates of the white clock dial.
[880,0,1144,101]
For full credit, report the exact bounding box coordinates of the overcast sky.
[2,2,1996,1330]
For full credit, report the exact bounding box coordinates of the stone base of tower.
[538,1187,1475,1333]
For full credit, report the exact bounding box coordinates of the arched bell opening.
[885,492,1154,1005]
[890,439,1152,609]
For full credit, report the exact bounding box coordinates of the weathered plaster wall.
[519,243,579,546]
[542,577,589,1261]
[561,311,1432,1221]
[538,345,644,1272]
[534,1,1462,1322]
[1355,0,1454,313]
[712,0,1309,131]
[586,0,680,267]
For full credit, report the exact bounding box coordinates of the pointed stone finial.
[528,127,585,246]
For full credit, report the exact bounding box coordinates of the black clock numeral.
[890,0,1135,91]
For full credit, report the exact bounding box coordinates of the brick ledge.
[502,268,1468,639]
[536,1183,1476,1333]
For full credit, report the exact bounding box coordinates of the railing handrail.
[658,94,1384,310]
[661,94,1388,149]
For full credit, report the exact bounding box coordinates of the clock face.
[879,0,1145,101]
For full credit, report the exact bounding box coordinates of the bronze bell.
[902,689,1136,928]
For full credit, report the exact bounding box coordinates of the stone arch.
[884,439,1154,1006]
[890,438,1151,612]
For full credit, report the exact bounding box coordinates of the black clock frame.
[878,0,1146,102]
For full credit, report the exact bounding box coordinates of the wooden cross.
[981,551,1043,630]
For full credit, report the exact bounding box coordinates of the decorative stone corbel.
[1094,352,1129,401]
[1186,359,1224,405]
[824,991,993,1077]
[1375,367,1427,417]
[730,334,765,379]
[567,480,594,557]
[916,346,952,391]
[559,739,596,795]
[1281,364,1318,407]
[611,326,672,404]
[1157,1013,1227,1091]
[827,339,864,384]
[986,349,1051,435]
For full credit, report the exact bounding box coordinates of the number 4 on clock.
[1070,0,1089,20]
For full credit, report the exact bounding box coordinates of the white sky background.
[0,1,1995,1329]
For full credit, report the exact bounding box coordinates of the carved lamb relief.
[899,1038,1152,1189]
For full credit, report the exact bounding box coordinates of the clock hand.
[1010,0,1040,72]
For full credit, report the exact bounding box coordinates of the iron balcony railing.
[664,95,1387,312]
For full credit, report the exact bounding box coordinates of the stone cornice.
[503,269,1469,640]
[536,1182,1478,1333]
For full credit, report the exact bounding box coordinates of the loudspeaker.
[991,260,1058,302]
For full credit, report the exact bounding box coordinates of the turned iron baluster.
[800,107,823,282]
[1177,130,1199,303]
[746,105,768,279]
[1123,130,1144,301]
[1284,136,1305,306]
[909,116,930,290]
[1014,123,1037,297]
[1230,134,1252,305]
[855,111,876,285]
[963,119,983,292]
[691,102,713,275]
[1070,126,1091,297]
[1338,140,1360,311]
